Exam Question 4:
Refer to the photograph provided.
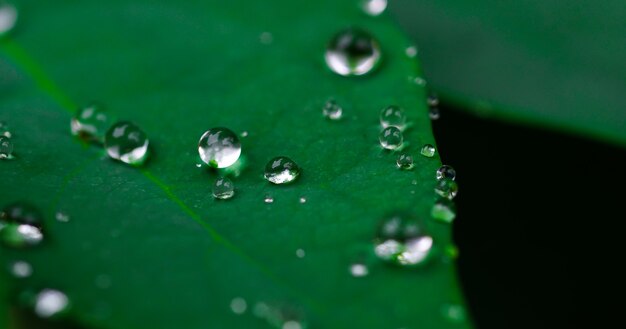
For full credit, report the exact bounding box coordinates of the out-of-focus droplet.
[361,0,387,16]
[264,195,274,204]
[405,46,418,58]
[70,103,111,143]
[350,263,369,277]
[0,2,17,36]
[296,248,306,258]
[230,297,247,315]
[325,28,381,76]
[0,202,44,248]
[10,260,32,278]
[0,135,13,159]
[0,121,11,138]
[431,199,457,223]
[374,213,433,266]
[55,211,70,222]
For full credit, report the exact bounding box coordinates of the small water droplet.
[441,303,467,323]
[435,179,458,200]
[230,297,247,315]
[322,99,343,120]
[34,289,70,318]
[405,46,418,58]
[195,163,202,168]
[429,107,440,120]
[104,121,149,166]
[325,28,381,76]
[361,0,387,16]
[0,121,11,138]
[420,144,436,157]
[396,153,414,170]
[260,32,273,44]
[436,165,456,180]
[296,249,306,258]
[379,127,403,150]
[55,211,70,222]
[198,127,241,168]
[349,263,369,277]
[264,195,274,204]
[10,261,32,278]
[299,197,307,204]
[241,131,249,137]
[379,105,407,129]
[374,214,433,266]
[428,93,439,107]
[431,199,457,223]
[0,2,17,36]
[0,135,13,159]
[213,176,235,200]
[70,103,111,143]
[0,202,44,248]
[413,77,426,86]
[264,156,300,184]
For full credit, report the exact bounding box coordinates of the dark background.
[434,106,626,329]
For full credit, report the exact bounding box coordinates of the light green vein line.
[1,40,323,313]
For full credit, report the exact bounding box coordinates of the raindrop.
[325,28,381,76]
[322,99,343,120]
[349,263,369,277]
[230,297,247,315]
[379,127,403,150]
[396,153,414,170]
[0,121,11,138]
[296,249,306,258]
[0,2,17,36]
[379,105,407,129]
[435,179,458,200]
[264,195,274,204]
[361,0,387,16]
[34,289,70,318]
[405,46,418,58]
[374,213,433,266]
[436,165,456,180]
[10,260,32,278]
[104,121,149,166]
[70,102,111,143]
[420,144,436,157]
[431,199,456,223]
[198,127,241,168]
[213,176,235,200]
[264,156,300,184]
[0,135,13,159]
[55,211,70,222]
[0,202,44,248]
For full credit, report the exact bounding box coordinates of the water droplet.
[441,303,467,323]
[325,28,381,76]
[374,214,433,266]
[420,144,436,157]
[195,163,202,168]
[435,179,458,200]
[0,202,44,248]
[0,2,17,36]
[431,199,456,223]
[405,46,418,58]
[429,107,440,120]
[213,176,235,200]
[264,156,300,184]
[413,77,426,86]
[34,289,69,318]
[428,93,439,107]
[0,135,13,159]
[295,249,306,258]
[70,103,111,143]
[379,105,407,129]
[322,99,343,120]
[264,195,274,204]
[428,94,440,120]
[361,0,387,16]
[0,121,11,138]
[230,297,247,315]
[55,211,70,222]
[283,321,303,329]
[198,127,241,168]
[379,127,403,150]
[396,153,414,170]
[299,197,307,204]
[349,263,369,277]
[241,131,249,137]
[436,165,456,180]
[10,261,32,278]
[104,121,149,166]
[260,32,273,44]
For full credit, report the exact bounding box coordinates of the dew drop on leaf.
[34,289,70,318]
[230,297,247,315]
[420,144,436,157]
[10,260,32,278]
[70,103,111,143]
[0,2,17,36]
[349,263,369,277]
[0,202,44,248]
[295,248,306,258]
[405,46,418,58]
[435,179,458,200]
[322,99,343,120]
[379,127,403,150]
[55,211,70,222]
[198,127,241,168]
[325,28,381,76]
[212,176,235,200]
[379,105,407,129]
[436,165,456,181]
[361,0,387,16]
[298,197,307,204]
[0,135,13,159]
[264,156,300,184]
[441,303,467,323]
[264,195,274,204]
[104,121,149,166]
[396,153,414,170]
[374,214,433,266]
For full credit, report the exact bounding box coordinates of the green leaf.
[0,1,469,328]
[391,0,626,147]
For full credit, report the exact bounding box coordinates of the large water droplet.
[436,165,456,180]
[34,289,70,318]
[10,260,32,278]
[198,127,241,168]
[374,214,433,266]
[0,135,13,159]
[0,2,17,36]
[0,121,11,138]
[325,28,381,76]
[322,99,343,120]
[431,199,457,223]
[212,176,235,200]
[70,103,111,143]
[435,179,458,200]
[264,156,300,184]
[379,105,407,129]
[104,121,149,166]
[0,202,44,248]
[396,153,414,170]
[379,127,403,150]
[420,144,436,157]
[361,0,387,16]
